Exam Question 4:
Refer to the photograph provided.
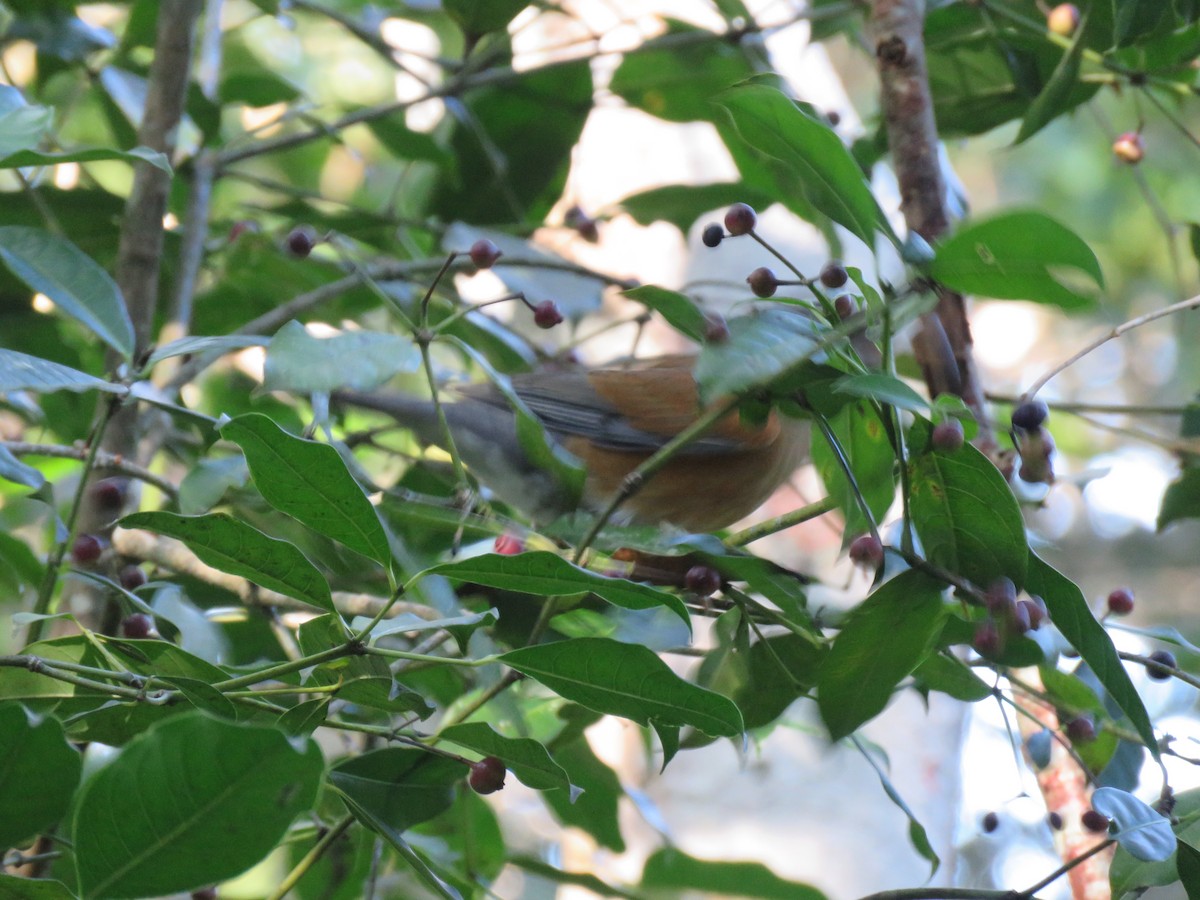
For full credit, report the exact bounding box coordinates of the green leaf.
[73,712,323,898]
[0,88,53,157]
[812,399,897,538]
[501,638,743,737]
[1180,841,1200,900]
[0,872,77,898]
[0,145,169,172]
[544,731,626,851]
[0,226,134,359]
[425,551,689,626]
[694,307,824,402]
[443,0,529,35]
[330,747,466,833]
[0,704,82,849]
[1026,554,1158,756]
[717,83,890,247]
[855,737,941,875]
[0,445,46,489]
[263,320,421,393]
[1159,467,1200,530]
[642,847,827,900]
[508,856,641,900]
[913,651,992,702]
[120,511,334,613]
[220,70,300,106]
[0,348,125,395]
[833,374,929,412]
[909,423,1028,589]
[221,414,392,566]
[145,334,268,367]
[929,211,1103,310]
[1093,787,1177,862]
[705,631,826,731]
[818,571,947,740]
[618,182,775,233]
[1111,788,1200,897]
[1015,17,1087,144]
[178,456,249,515]
[622,285,708,342]
[440,722,575,794]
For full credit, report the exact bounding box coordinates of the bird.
[334,354,810,533]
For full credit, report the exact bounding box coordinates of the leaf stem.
[267,815,355,900]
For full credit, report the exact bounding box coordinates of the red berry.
[703,313,730,343]
[723,203,757,236]
[983,578,1016,614]
[1065,714,1096,743]
[532,300,564,329]
[1146,649,1177,680]
[1047,3,1080,35]
[1081,809,1110,833]
[848,534,884,569]
[1107,588,1134,616]
[285,225,318,257]
[71,534,103,564]
[468,756,507,794]
[833,294,856,320]
[1011,400,1048,430]
[746,266,779,298]
[819,261,849,289]
[981,811,999,833]
[972,621,1002,657]
[701,224,724,248]
[931,419,965,452]
[1113,132,1144,165]
[228,220,256,242]
[684,565,722,597]
[121,613,153,639]
[90,477,126,511]
[119,565,147,591]
[494,533,524,555]
[469,238,502,269]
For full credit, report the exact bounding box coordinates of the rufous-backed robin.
[336,354,810,532]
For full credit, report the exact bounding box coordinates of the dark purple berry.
[973,621,1001,657]
[931,419,965,452]
[90,477,126,512]
[701,224,724,248]
[533,300,564,329]
[1081,809,1110,833]
[981,811,999,833]
[1008,599,1032,635]
[1146,649,1177,680]
[1065,714,1096,743]
[819,261,849,289]
[983,578,1017,614]
[848,534,884,569]
[565,206,599,242]
[747,266,779,298]
[469,238,502,269]
[191,890,217,900]
[684,565,722,597]
[1011,400,1048,430]
[71,534,103,564]
[1020,598,1047,630]
[704,313,730,343]
[285,225,318,258]
[121,613,153,639]
[723,203,756,236]
[119,565,147,591]
[833,294,856,320]
[1047,811,1063,830]
[468,756,507,794]
[1107,588,1134,616]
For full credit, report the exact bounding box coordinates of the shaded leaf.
[0,703,82,849]
[833,374,929,412]
[694,307,824,402]
[813,399,897,539]
[508,856,641,900]
[642,847,826,900]
[263,320,420,393]
[444,0,529,35]
[441,722,575,794]
[146,334,268,367]
[0,145,169,172]
[1015,19,1087,144]
[1094,787,1176,862]
[0,445,46,489]
[0,348,124,395]
[330,747,466,834]
[623,285,708,342]
[618,182,775,233]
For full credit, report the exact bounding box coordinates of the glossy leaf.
[441,722,575,794]
[0,704,82,849]
[642,847,827,900]
[1111,788,1200,896]
[913,651,992,702]
[909,423,1028,589]
[813,399,897,539]
[120,511,334,613]
[73,712,323,898]
[330,747,466,833]
[694,307,824,402]
[717,83,890,247]
[818,570,947,740]
[263,320,420,393]
[930,211,1103,310]
[501,638,743,737]
[0,145,169,172]
[426,551,689,625]
[833,373,929,412]
[221,414,392,565]
[544,733,625,851]
[0,226,134,359]
[623,285,708,342]
[1094,787,1177,862]
[1026,554,1157,756]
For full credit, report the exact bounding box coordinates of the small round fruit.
[981,811,999,833]
[972,621,1002,657]
[1065,714,1096,743]
[833,294,856,320]
[469,238,502,269]
[532,300,564,329]
[71,534,103,564]
[1008,600,1032,635]
[848,534,884,569]
[747,266,779,298]
[191,890,218,900]
[90,477,126,512]
[119,565,147,591]
[931,419,965,452]
[701,223,724,248]
[285,225,318,258]
[1107,587,1135,616]
[493,533,524,555]
[1113,132,1145,165]
[1047,3,1080,36]
[684,565,722,597]
[819,261,849,289]
[565,206,600,243]
[1011,400,1048,430]
[121,613,153,639]
[704,313,730,343]
[1081,809,1110,833]
[723,203,757,236]
[1020,598,1047,631]
[983,577,1017,614]
[1048,811,1064,830]
[1146,649,1177,680]
[468,756,507,794]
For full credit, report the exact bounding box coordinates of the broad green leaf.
[909,422,1028,589]
[1040,666,1118,774]
[717,84,891,247]
[1026,554,1157,756]
[1015,17,1087,144]
[813,399,897,539]
[694,307,824,402]
[178,456,249,515]
[1111,788,1200,897]
[1181,841,1200,900]
[0,704,82,849]
[833,374,929,412]
[263,320,420,393]
[120,511,334,613]
[544,732,625,851]
[145,334,268,367]
[0,348,126,395]
[221,414,392,566]
[441,722,574,794]
[0,872,76,898]
[618,182,775,233]
[330,747,466,834]
[0,445,45,489]
[622,285,708,342]
[501,638,743,737]
[818,571,947,740]
[0,88,53,157]
[443,0,529,35]
[705,631,826,732]
[425,551,689,626]
[1093,787,1177,862]
[73,712,323,898]
[352,608,498,642]
[0,226,134,359]
[929,211,1103,310]
[220,70,300,106]
[913,652,992,702]
[1159,467,1200,530]
[642,847,827,900]
[509,856,640,900]
[0,145,169,172]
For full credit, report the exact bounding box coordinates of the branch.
[1,441,179,498]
